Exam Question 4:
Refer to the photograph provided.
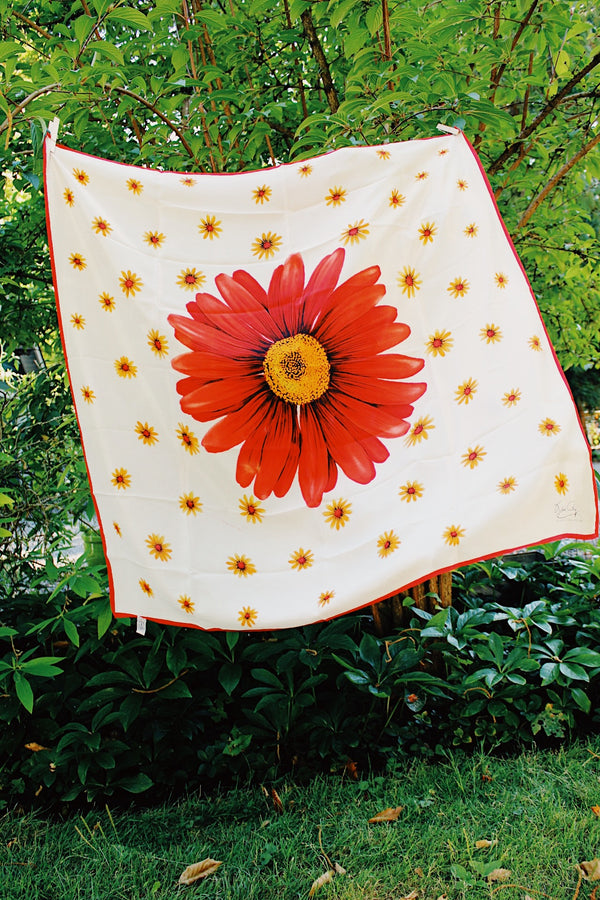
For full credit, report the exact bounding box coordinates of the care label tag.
[136,615,147,635]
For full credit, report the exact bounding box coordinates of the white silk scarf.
[44,129,598,630]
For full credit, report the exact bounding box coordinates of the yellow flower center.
[263,333,330,405]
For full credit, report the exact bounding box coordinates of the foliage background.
[0,0,599,806]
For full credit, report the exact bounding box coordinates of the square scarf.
[44,127,598,631]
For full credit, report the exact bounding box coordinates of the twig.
[131,669,189,694]
[0,84,62,135]
[300,8,339,113]
[109,86,198,161]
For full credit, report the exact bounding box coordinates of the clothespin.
[136,615,147,635]
[437,123,461,135]
[46,117,60,155]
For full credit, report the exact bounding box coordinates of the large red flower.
[168,248,426,507]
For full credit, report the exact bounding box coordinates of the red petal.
[360,435,389,463]
[236,427,269,488]
[273,428,301,497]
[318,407,376,484]
[215,273,281,340]
[298,405,330,507]
[202,395,272,452]
[332,319,413,356]
[328,393,412,438]
[315,283,386,342]
[301,248,345,331]
[267,253,305,335]
[169,315,263,357]
[336,353,423,379]
[253,404,296,499]
[333,374,425,405]
[232,269,268,306]
[324,455,338,494]
[180,376,265,420]
[171,351,257,380]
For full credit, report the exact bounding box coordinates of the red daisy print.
[399,481,423,502]
[389,190,405,208]
[112,467,131,489]
[502,388,521,407]
[69,252,86,270]
[455,377,477,404]
[438,148,449,156]
[377,530,400,557]
[538,417,561,437]
[444,524,464,546]
[289,548,314,570]
[405,415,434,446]
[177,268,205,291]
[180,176,196,187]
[199,215,222,240]
[71,313,85,329]
[135,421,159,445]
[168,249,426,507]
[341,220,369,244]
[298,164,313,177]
[554,473,568,495]
[144,230,165,248]
[457,179,468,190]
[227,554,256,577]
[179,492,202,515]
[426,330,453,357]
[64,188,75,206]
[324,497,352,530]
[113,521,122,536]
[115,357,137,378]
[252,232,282,259]
[92,216,111,236]
[146,534,172,561]
[464,223,478,237]
[148,329,169,357]
[139,578,153,596]
[461,445,486,469]
[498,477,517,494]
[73,168,89,185]
[176,423,200,454]
[398,267,422,298]
[238,605,257,626]
[415,171,429,180]
[127,177,143,195]
[239,494,265,523]
[99,292,115,312]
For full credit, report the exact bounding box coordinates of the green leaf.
[63,618,80,647]
[251,668,284,689]
[14,672,34,712]
[106,7,154,31]
[559,661,589,681]
[97,601,113,639]
[571,687,591,714]
[21,657,64,677]
[218,661,242,695]
[91,41,125,65]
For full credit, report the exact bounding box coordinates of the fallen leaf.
[345,758,358,779]
[368,806,404,823]
[577,859,600,881]
[24,742,47,752]
[415,867,424,877]
[436,895,448,900]
[475,839,497,849]
[487,868,511,883]
[399,891,419,900]
[271,788,284,814]
[178,859,222,885]
[481,773,493,782]
[592,806,600,817]
[308,870,335,896]
[334,862,346,875]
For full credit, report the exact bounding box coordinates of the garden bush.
[1,369,600,810]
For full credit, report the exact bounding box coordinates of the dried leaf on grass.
[592,806,600,817]
[399,890,419,900]
[178,858,222,885]
[368,806,404,823]
[487,868,511,882]
[24,742,47,752]
[475,839,497,849]
[577,859,600,881]
[271,788,284,814]
[334,862,346,875]
[309,870,335,896]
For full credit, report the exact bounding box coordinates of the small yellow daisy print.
[377,149,391,159]
[148,329,169,357]
[426,329,453,357]
[177,423,200,454]
[112,467,131,489]
[71,313,85,329]
[139,578,153,596]
[253,185,272,204]
[319,590,334,607]
[495,272,508,288]
[341,220,369,245]
[73,168,89,185]
[81,386,95,403]
[69,252,86,270]
[464,223,478,237]
[252,231,282,259]
[457,178,468,190]
[444,524,465,546]
[539,417,561,437]
[455,377,478,404]
[239,495,265,524]
[324,498,352,530]
[92,216,111,237]
[399,481,423,502]
[227,554,257,577]
[529,335,542,351]
[438,148,449,156]
[447,277,469,298]
[389,189,405,208]
[119,270,143,297]
[298,164,313,177]
[127,177,143,195]
[63,188,75,206]
[144,231,165,249]
[135,421,159,445]
[418,222,437,244]
[99,292,116,312]
[481,323,502,344]
[199,214,222,240]
[498,476,517,494]
[415,171,429,180]
[238,606,258,627]
[554,473,569,495]
[377,531,400,558]
[146,534,172,562]
[113,522,122,537]
[115,357,137,378]
[179,595,195,614]
[502,388,521,407]
[461,445,486,469]
[398,266,422,298]
[180,176,196,187]
[289,548,314,570]
[326,186,347,206]
[179,492,202,515]
[177,268,205,291]
[405,415,434,446]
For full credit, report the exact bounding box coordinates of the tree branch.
[109,85,199,162]
[300,8,339,114]
[490,50,600,174]
[515,130,600,230]
[0,84,62,135]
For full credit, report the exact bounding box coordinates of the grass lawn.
[2,740,600,899]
